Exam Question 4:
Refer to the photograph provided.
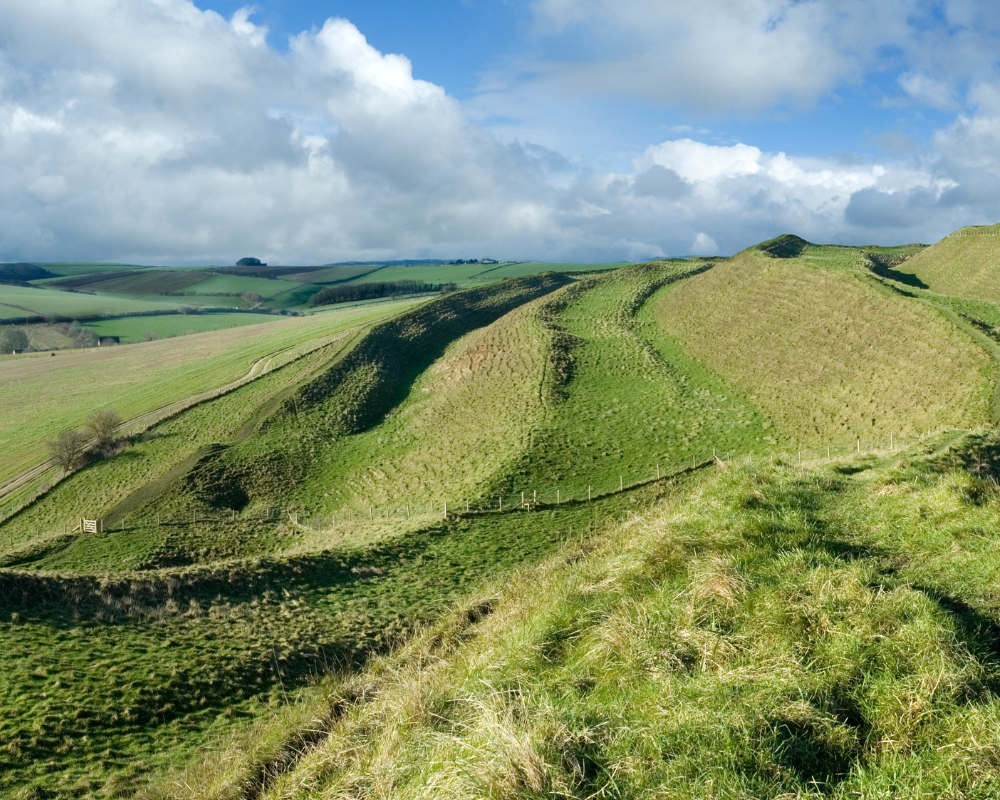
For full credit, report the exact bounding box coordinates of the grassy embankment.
[900,223,1000,303]
[0,275,639,797]
[0,301,424,507]
[650,241,996,445]
[145,432,1000,800]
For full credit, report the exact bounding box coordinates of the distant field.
[184,274,300,297]
[30,262,152,278]
[651,247,996,442]
[0,285,180,318]
[57,270,213,295]
[0,299,425,484]
[262,283,323,309]
[474,260,630,279]
[281,265,377,284]
[84,312,277,342]
[347,263,504,286]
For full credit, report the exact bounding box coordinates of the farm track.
[0,323,375,516]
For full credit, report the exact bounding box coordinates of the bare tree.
[48,429,89,472]
[86,409,121,449]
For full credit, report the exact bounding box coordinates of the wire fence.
[69,430,942,537]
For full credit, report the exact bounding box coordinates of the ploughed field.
[4,232,1000,798]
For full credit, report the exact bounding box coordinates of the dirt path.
[0,325,364,512]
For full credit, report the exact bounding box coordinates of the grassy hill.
[5,238,1000,798]
[144,434,1000,800]
[650,244,996,444]
[901,223,1000,302]
[0,301,424,501]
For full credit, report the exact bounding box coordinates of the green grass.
[9,246,1000,799]
[649,246,996,444]
[30,263,154,279]
[509,261,767,496]
[473,260,632,279]
[155,274,572,524]
[901,223,1000,303]
[185,275,300,298]
[84,312,276,343]
[342,263,501,286]
[141,433,1000,800]
[55,271,214,295]
[0,285,180,318]
[280,265,379,284]
[0,300,424,485]
[0,452,662,797]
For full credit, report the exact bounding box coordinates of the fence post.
[620,476,623,492]
[588,486,592,501]
[521,491,525,509]
[444,501,447,518]
[557,489,561,504]
[369,507,373,522]
[656,462,660,480]
[499,496,503,512]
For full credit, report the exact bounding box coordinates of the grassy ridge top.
[902,222,1000,302]
[147,435,1000,800]
[650,247,996,443]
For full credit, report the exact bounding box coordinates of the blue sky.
[0,0,999,263]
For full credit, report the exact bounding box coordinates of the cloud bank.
[0,0,999,263]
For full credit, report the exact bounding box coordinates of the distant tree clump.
[310,280,457,308]
[48,429,89,472]
[0,327,29,354]
[86,409,121,450]
[236,257,267,267]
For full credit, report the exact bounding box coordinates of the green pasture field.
[29,263,153,279]
[262,283,323,309]
[184,274,300,297]
[0,285,180,318]
[65,270,214,295]
[347,263,505,286]
[901,223,1000,303]
[8,241,1000,799]
[150,434,1000,800]
[281,265,378,284]
[0,299,425,485]
[84,312,278,343]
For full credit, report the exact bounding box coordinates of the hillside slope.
[146,434,1000,800]
[903,223,1000,302]
[649,246,996,443]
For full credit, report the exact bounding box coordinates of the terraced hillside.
[5,241,1000,799]
[903,223,1000,302]
[650,244,996,444]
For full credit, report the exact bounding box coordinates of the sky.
[2,1,1000,264]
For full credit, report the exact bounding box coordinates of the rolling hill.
[902,222,1000,302]
[4,233,1000,798]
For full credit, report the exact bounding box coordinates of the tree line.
[310,280,457,308]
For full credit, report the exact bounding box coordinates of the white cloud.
[0,0,999,265]
[690,233,719,255]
